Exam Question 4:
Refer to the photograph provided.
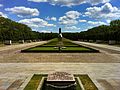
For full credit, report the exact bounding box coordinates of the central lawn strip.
[21,38,99,53]
[42,38,79,47]
[29,47,58,51]
[42,38,58,46]
[61,46,99,53]
[28,47,58,52]
[62,47,91,51]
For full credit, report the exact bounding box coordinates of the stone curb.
[88,74,104,90]
[37,77,45,90]
[76,77,85,90]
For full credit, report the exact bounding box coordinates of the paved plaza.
[0,41,120,90]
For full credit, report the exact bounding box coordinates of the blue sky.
[0,0,120,33]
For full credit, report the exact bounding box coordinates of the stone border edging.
[88,74,104,90]
[76,77,85,90]
[37,77,45,90]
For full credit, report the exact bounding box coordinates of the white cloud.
[28,0,47,2]
[0,12,8,18]
[65,26,80,30]
[28,0,110,7]
[87,21,106,26]
[59,15,78,25]
[79,20,87,22]
[0,4,3,7]
[59,11,81,25]
[66,11,81,19]
[28,0,85,7]
[106,19,111,23]
[19,18,56,28]
[84,3,120,20]
[89,0,110,5]
[51,17,57,21]
[46,16,57,21]
[40,30,51,33]
[5,6,39,17]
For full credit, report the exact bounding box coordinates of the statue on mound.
[58,28,62,41]
[57,28,63,52]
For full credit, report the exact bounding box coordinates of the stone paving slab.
[108,79,120,90]
[97,79,114,90]
[0,63,120,90]
[7,79,24,90]
[0,79,15,90]
[97,79,120,90]
[0,63,120,79]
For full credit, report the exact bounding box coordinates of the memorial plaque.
[46,72,76,90]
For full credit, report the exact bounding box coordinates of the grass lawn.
[28,47,58,51]
[22,46,59,52]
[24,74,43,90]
[78,75,98,90]
[42,38,58,46]
[21,38,99,53]
[22,46,97,53]
[42,41,58,46]
[61,47,91,51]
[42,38,79,47]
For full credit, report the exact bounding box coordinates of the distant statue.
[59,28,61,33]
[58,28,62,41]
[58,28,63,52]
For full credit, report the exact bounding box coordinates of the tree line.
[0,17,57,42]
[63,20,120,43]
[0,16,120,43]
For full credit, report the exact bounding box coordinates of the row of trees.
[63,20,120,42]
[0,17,57,42]
[0,16,120,43]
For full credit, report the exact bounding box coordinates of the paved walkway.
[0,41,47,52]
[0,41,120,63]
[74,41,120,53]
[0,41,120,90]
[0,63,120,90]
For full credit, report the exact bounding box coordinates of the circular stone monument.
[46,71,76,90]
